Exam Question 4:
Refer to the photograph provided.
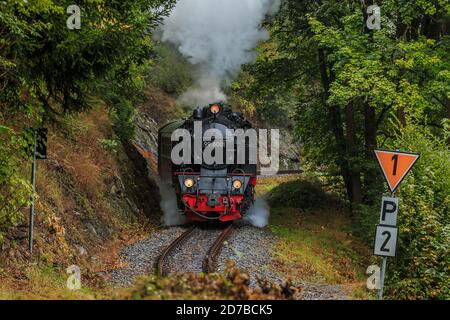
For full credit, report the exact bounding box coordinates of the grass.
[0,263,104,300]
[270,207,367,284]
[258,176,372,298]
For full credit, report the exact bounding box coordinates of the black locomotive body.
[158,103,257,222]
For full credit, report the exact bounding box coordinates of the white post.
[378,191,396,300]
[378,256,387,299]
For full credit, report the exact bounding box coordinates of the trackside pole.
[29,131,37,254]
[378,191,395,300]
[378,256,387,299]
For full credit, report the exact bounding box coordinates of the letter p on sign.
[380,197,398,226]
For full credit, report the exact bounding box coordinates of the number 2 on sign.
[380,231,391,252]
[391,155,398,176]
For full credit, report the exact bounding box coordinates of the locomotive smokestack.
[193,107,203,120]
[158,0,281,106]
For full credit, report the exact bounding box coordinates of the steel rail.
[156,226,196,277]
[202,224,234,274]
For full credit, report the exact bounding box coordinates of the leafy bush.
[350,203,378,243]
[0,126,32,237]
[125,262,298,300]
[268,179,340,210]
[110,99,136,141]
[353,124,449,299]
[147,44,193,96]
[383,125,449,299]
[98,139,120,154]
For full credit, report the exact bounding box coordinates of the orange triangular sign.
[374,149,420,193]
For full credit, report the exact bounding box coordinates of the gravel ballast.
[111,226,186,287]
[110,223,351,299]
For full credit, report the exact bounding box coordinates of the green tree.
[0,0,175,237]
[240,0,449,299]
[245,0,449,208]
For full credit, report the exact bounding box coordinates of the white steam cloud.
[159,0,280,106]
[244,198,270,228]
[159,183,188,226]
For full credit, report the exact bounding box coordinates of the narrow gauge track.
[202,224,234,274]
[156,224,233,277]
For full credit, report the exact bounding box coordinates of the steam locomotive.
[158,103,257,222]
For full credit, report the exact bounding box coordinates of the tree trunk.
[345,101,362,204]
[318,48,354,203]
[397,107,407,128]
[363,102,379,204]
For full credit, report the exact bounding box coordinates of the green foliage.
[97,60,152,140]
[0,0,175,234]
[98,138,120,154]
[111,99,136,141]
[385,125,449,299]
[0,126,32,234]
[268,179,339,210]
[245,0,449,196]
[147,44,193,96]
[240,0,449,299]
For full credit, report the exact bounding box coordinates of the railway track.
[202,224,234,274]
[156,224,233,277]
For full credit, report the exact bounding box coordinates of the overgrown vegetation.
[234,0,449,299]
[268,179,340,210]
[0,0,175,241]
[259,177,371,298]
[124,262,298,300]
[0,106,158,299]
[385,125,449,299]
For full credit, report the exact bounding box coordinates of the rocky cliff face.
[278,128,301,171]
[133,112,160,160]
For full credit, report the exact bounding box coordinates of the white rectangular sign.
[374,225,398,257]
[380,197,398,226]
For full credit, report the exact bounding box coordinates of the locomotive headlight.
[184,178,195,188]
[210,104,220,114]
[232,179,242,190]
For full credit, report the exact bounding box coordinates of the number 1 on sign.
[391,155,398,176]
[374,149,420,193]
[392,154,398,176]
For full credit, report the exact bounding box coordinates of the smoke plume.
[244,197,270,228]
[159,183,188,226]
[159,0,280,106]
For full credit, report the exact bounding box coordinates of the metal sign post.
[377,192,396,300]
[28,128,47,255]
[29,130,37,254]
[378,256,387,299]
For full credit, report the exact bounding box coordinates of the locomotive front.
[158,103,257,222]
